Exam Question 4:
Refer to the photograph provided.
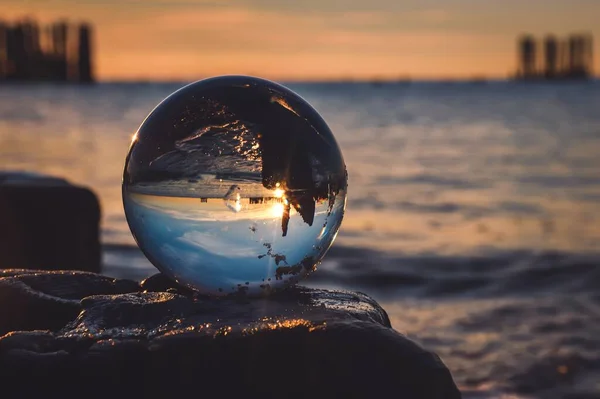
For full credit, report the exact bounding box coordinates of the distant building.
[77,24,93,83]
[544,35,559,78]
[0,18,94,83]
[0,22,8,78]
[515,33,594,80]
[518,35,538,78]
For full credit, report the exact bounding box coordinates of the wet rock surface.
[0,270,460,398]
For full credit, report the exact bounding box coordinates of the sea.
[1,80,599,398]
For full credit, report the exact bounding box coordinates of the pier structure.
[515,33,593,80]
[0,18,94,83]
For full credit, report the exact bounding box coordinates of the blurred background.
[1,1,600,398]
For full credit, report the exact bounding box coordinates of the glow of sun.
[273,188,284,198]
[271,202,285,218]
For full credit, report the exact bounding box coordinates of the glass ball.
[123,76,347,296]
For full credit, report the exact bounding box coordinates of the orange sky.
[4,0,600,81]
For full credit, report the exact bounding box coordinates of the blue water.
[1,80,600,398]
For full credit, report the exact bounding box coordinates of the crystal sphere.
[123,76,347,296]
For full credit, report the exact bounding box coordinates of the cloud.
[408,8,452,23]
[177,231,257,258]
[93,6,500,79]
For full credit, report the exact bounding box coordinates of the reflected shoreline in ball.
[123,75,347,296]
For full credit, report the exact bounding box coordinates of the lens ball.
[123,76,347,296]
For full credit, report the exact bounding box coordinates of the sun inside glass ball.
[123,76,347,296]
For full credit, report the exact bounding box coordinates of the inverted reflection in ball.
[123,76,347,296]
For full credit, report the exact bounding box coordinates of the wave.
[102,243,600,299]
[312,246,600,297]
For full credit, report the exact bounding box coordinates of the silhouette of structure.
[0,18,94,83]
[77,24,93,83]
[518,35,538,78]
[515,33,594,80]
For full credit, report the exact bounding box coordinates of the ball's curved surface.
[123,76,347,295]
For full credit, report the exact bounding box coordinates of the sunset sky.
[4,0,600,81]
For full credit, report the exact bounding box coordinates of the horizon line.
[91,75,600,84]
[2,76,599,85]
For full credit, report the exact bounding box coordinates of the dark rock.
[0,270,139,335]
[0,270,461,398]
[0,172,101,272]
[140,272,198,297]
